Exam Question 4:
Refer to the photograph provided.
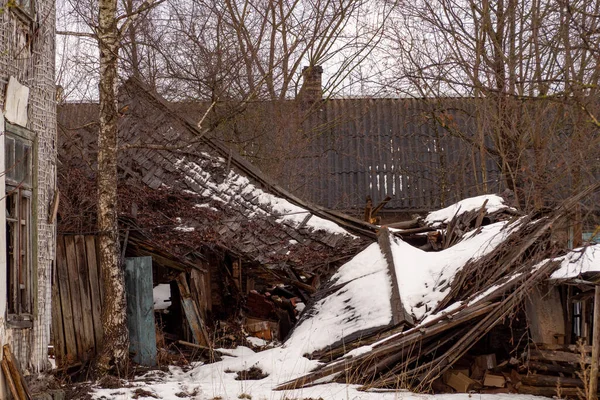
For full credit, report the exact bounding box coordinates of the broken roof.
[278,185,600,391]
[58,79,375,272]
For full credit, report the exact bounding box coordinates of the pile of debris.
[274,185,600,396]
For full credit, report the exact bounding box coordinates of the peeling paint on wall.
[4,77,29,127]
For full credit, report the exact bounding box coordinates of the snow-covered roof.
[549,244,600,280]
[57,79,375,271]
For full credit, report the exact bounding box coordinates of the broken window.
[14,0,34,17]
[5,126,34,328]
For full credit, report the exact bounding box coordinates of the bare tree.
[382,0,600,213]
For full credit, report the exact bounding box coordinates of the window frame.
[11,0,35,22]
[5,122,36,329]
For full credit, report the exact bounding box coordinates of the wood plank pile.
[275,185,600,395]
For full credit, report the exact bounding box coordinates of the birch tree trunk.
[96,0,129,374]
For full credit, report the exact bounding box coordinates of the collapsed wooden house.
[276,185,600,397]
[53,79,377,367]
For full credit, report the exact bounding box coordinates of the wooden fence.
[51,235,103,367]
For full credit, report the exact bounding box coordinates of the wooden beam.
[372,196,392,217]
[590,284,600,400]
[364,196,373,223]
[377,227,414,326]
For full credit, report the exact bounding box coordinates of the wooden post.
[589,285,600,400]
[377,227,414,326]
[125,256,157,367]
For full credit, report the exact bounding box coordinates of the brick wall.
[0,0,57,375]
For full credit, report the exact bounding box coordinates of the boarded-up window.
[5,130,34,328]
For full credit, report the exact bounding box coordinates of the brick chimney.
[298,65,323,102]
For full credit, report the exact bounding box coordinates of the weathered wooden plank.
[125,256,157,367]
[85,235,104,351]
[525,283,565,345]
[64,236,85,361]
[521,374,585,388]
[74,235,96,359]
[56,236,78,364]
[177,273,210,347]
[50,260,65,367]
[516,384,582,397]
[189,269,208,321]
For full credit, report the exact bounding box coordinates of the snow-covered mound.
[286,219,517,355]
[425,194,512,227]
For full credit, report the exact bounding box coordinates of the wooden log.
[529,349,590,364]
[525,360,577,374]
[364,196,372,223]
[385,218,421,230]
[377,228,413,326]
[50,259,65,367]
[1,359,20,400]
[517,384,582,397]
[521,374,585,388]
[177,340,211,352]
[3,345,31,400]
[372,196,392,217]
[48,189,60,224]
[591,284,600,400]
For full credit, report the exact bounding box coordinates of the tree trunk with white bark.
[96,0,129,374]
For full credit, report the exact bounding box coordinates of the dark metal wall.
[283,98,503,212]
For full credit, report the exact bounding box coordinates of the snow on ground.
[425,194,511,227]
[92,345,548,400]
[153,284,172,310]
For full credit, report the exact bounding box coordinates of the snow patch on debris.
[175,158,353,236]
[153,284,171,310]
[174,225,195,232]
[425,194,510,227]
[392,221,515,319]
[548,244,600,280]
[285,243,391,354]
[285,220,518,354]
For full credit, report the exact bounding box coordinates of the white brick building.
[0,0,56,395]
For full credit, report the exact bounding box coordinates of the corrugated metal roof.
[281,98,504,211]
